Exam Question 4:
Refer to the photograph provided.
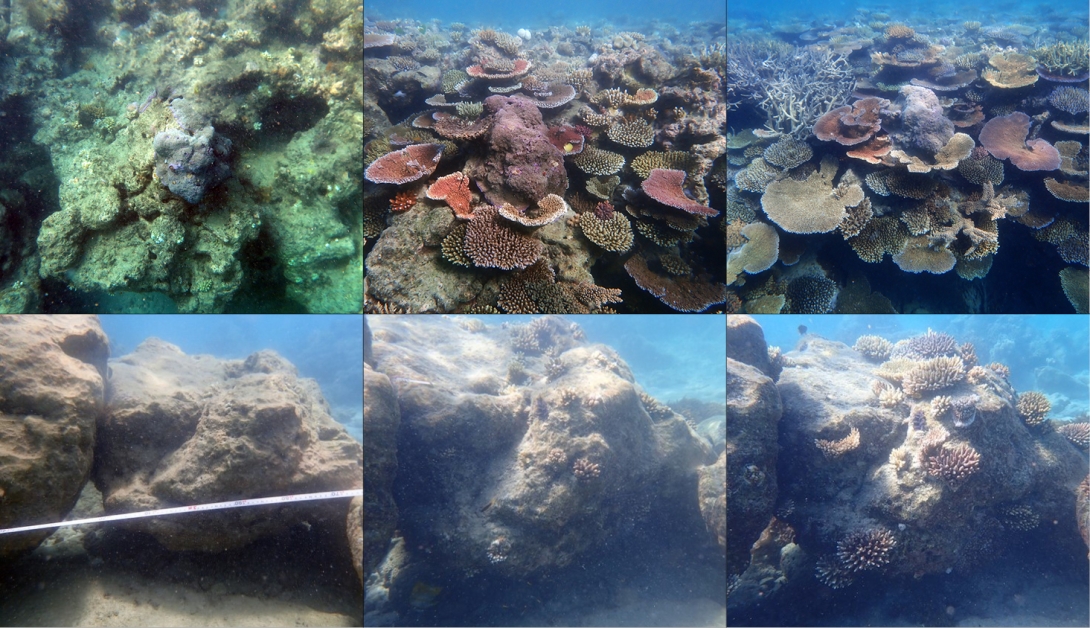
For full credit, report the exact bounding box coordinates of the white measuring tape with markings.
[0,489,363,536]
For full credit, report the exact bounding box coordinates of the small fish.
[480,498,495,513]
[798,325,808,336]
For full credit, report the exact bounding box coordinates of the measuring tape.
[0,488,363,536]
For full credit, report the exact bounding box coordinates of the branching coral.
[902,356,966,396]
[924,442,981,490]
[854,335,893,361]
[727,41,856,138]
[836,528,896,571]
[815,426,860,458]
[1016,391,1050,426]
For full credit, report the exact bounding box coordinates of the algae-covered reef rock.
[20,1,363,312]
[367,316,712,577]
[698,450,726,551]
[348,495,364,588]
[0,316,108,559]
[726,315,783,577]
[362,360,400,578]
[775,331,1088,583]
[94,339,362,552]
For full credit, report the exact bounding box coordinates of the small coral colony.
[727,17,1090,314]
[364,20,727,313]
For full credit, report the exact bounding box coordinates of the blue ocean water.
[366,0,725,29]
[729,0,1088,27]
[748,314,1090,419]
[100,315,363,441]
[460,315,726,404]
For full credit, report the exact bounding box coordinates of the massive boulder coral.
[465,95,569,209]
[0,316,108,559]
[95,339,363,552]
[366,316,713,579]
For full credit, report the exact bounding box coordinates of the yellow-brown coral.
[1016,391,1050,426]
[815,426,860,458]
[902,356,966,396]
[983,52,1039,89]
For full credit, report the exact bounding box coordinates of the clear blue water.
[366,0,725,29]
[729,0,1088,26]
[745,314,1090,419]
[100,315,363,441]
[459,315,726,404]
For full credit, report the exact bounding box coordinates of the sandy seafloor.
[0,485,363,627]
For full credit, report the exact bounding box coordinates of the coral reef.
[365,17,726,312]
[0,1,364,312]
[751,321,1087,602]
[726,16,1088,313]
[836,528,897,571]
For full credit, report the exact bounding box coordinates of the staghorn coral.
[1016,391,1050,426]
[836,528,896,571]
[815,426,860,458]
[1058,423,1090,448]
[572,457,601,480]
[815,555,855,589]
[1031,41,1090,81]
[902,356,966,396]
[854,335,893,361]
[924,442,981,489]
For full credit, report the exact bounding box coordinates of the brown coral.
[902,356,966,396]
[815,426,860,458]
[854,335,893,361]
[761,155,864,234]
[924,442,981,489]
[572,457,601,480]
[1016,391,1051,426]
[463,205,543,270]
[836,528,896,572]
[813,97,889,146]
[1058,423,1090,448]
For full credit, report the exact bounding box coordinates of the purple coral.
[899,85,955,155]
[153,121,232,204]
[464,95,568,209]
